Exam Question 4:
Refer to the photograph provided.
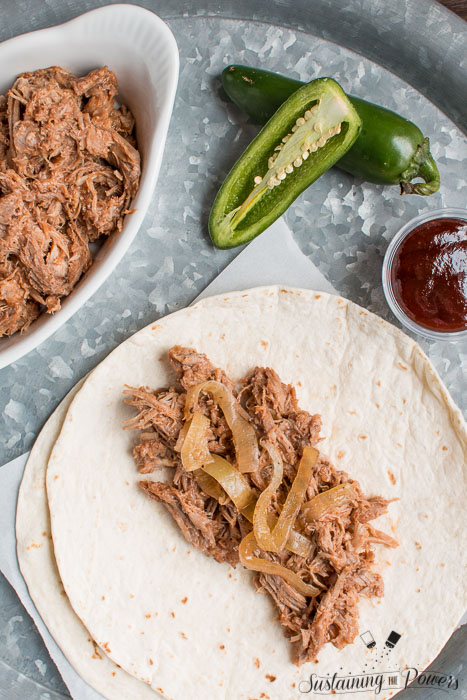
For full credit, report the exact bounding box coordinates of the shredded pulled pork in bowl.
[0,66,141,337]
[124,346,398,664]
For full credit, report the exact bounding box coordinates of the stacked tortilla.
[16,287,467,700]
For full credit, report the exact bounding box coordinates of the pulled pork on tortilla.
[125,345,398,664]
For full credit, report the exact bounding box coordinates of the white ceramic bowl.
[0,4,179,369]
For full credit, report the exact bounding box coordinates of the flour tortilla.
[16,378,161,700]
[45,286,467,700]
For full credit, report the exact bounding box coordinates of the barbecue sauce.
[391,217,467,332]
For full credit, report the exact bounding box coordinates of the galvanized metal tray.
[0,1,466,697]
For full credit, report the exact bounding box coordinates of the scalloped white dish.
[0,4,179,369]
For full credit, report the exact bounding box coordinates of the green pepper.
[209,78,361,248]
[222,65,440,197]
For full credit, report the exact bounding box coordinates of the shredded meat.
[140,478,242,567]
[240,366,322,486]
[0,66,140,336]
[168,345,235,392]
[0,260,40,335]
[133,435,179,473]
[125,347,398,664]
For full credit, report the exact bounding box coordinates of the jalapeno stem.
[400,137,441,196]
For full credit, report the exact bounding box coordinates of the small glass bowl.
[382,207,467,341]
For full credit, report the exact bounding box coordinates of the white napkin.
[0,454,96,700]
[196,218,336,300]
[0,219,336,699]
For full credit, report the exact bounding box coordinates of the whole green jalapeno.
[221,64,440,197]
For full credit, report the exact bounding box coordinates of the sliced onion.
[184,380,259,472]
[195,449,314,558]
[251,507,314,558]
[178,410,314,557]
[264,511,314,558]
[202,454,256,513]
[174,421,189,452]
[302,482,356,521]
[180,412,213,472]
[241,500,257,523]
[193,468,229,505]
[284,527,314,558]
[239,532,320,598]
[272,446,318,551]
[253,442,283,552]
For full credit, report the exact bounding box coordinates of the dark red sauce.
[391,217,467,332]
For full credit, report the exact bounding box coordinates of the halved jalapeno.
[209,78,361,249]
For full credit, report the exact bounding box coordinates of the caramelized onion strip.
[302,482,356,521]
[284,527,314,558]
[202,454,256,514]
[194,449,314,558]
[193,468,229,505]
[253,442,283,552]
[184,380,259,472]
[174,421,189,452]
[272,446,318,551]
[179,412,212,472]
[239,532,320,598]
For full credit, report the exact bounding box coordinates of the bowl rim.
[0,4,179,369]
[382,207,467,342]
